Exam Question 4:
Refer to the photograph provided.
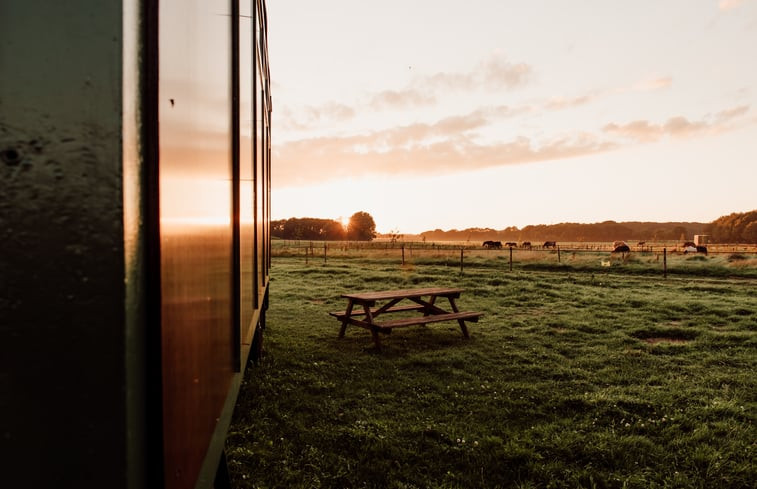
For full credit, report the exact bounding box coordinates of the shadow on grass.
[325,325,479,357]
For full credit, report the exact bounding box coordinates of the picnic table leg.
[447,297,470,339]
[424,295,437,316]
[338,299,354,338]
[364,304,382,349]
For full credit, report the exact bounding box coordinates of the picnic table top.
[341,287,464,302]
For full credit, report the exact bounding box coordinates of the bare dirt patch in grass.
[630,326,699,345]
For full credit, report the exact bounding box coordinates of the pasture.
[227,242,756,488]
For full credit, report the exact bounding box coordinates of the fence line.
[273,240,756,279]
[277,239,757,254]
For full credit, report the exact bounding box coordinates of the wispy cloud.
[278,102,356,130]
[273,42,752,186]
[274,103,753,187]
[309,102,356,122]
[274,133,615,187]
[418,53,532,92]
[603,120,661,142]
[277,52,535,130]
[542,93,597,110]
[716,105,750,120]
[369,89,436,110]
[479,54,533,89]
[276,50,664,136]
[536,76,668,113]
[603,105,750,142]
[273,109,614,186]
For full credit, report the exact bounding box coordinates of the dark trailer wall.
[1,1,272,488]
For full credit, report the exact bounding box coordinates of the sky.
[267,0,757,234]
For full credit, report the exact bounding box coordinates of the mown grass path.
[228,255,756,489]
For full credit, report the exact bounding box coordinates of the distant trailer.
[694,235,710,246]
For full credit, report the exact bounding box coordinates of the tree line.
[419,220,710,243]
[704,210,757,243]
[271,210,757,244]
[272,211,377,241]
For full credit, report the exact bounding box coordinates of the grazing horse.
[483,240,502,249]
[520,241,532,249]
[543,241,557,248]
[505,242,517,248]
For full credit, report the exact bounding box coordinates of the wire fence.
[275,239,757,253]
[272,240,757,279]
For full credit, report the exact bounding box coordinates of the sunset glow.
[268,1,757,234]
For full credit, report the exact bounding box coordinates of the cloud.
[479,54,532,89]
[602,117,710,142]
[273,112,614,187]
[277,53,534,131]
[719,0,745,11]
[274,102,755,188]
[318,102,356,121]
[369,89,436,110]
[278,102,355,130]
[543,94,597,111]
[424,72,473,91]
[420,53,533,92]
[541,77,668,114]
[603,105,750,142]
[432,112,489,134]
[603,120,661,142]
[663,117,710,137]
[716,105,749,120]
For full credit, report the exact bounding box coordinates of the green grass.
[227,252,756,489]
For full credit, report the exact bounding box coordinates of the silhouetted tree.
[387,228,403,244]
[323,220,346,240]
[347,211,377,241]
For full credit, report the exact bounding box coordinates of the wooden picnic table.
[330,287,483,348]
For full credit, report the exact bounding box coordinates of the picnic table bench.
[330,287,483,348]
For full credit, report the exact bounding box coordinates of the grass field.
[227,245,756,488]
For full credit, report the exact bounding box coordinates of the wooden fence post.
[401,244,405,265]
[324,243,327,264]
[509,246,513,271]
[557,245,561,263]
[305,246,309,265]
[460,248,464,275]
[663,247,667,279]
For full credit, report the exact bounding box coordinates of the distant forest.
[418,210,757,244]
[704,210,757,243]
[272,210,757,244]
[418,221,706,243]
